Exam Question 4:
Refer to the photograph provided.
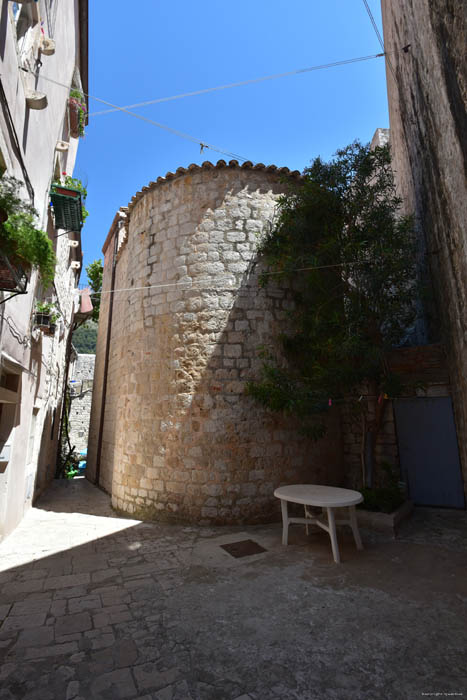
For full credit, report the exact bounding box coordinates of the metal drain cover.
[220,539,267,558]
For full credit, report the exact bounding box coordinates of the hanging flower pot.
[68,91,87,138]
[33,302,60,332]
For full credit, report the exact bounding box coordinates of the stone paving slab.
[0,479,467,699]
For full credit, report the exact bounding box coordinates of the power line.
[361,0,397,82]
[26,69,248,162]
[89,260,375,299]
[28,50,384,160]
[90,53,385,117]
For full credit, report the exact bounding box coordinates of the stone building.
[68,352,95,453]
[0,1,89,539]
[87,161,343,523]
[381,0,467,503]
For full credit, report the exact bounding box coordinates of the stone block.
[55,612,92,636]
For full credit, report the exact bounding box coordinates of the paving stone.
[1,480,467,700]
[68,595,102,614]
[10,599,51,616]
[50,599,67,617]
[56,632,83,644]
[100,591,130,606]
[1,612,46,631]
[91,568,120,584]
[66,680,81,700]
[88,668,137,699]
[1,579,44,596]
[44,573,90,590]
[15,625,54,647]
[72,555,110,573]
[55,612,92,636]
[25,641,78,659]
[54,586,88,600]
[0,605,11,620]
[133,663,180,691]
[0,663,15,681]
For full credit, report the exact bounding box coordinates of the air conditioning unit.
[68,240,79,248]
[40,37,55,56]
[55,141,69,152]
[70,261,81,270]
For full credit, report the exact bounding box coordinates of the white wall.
[0,0,86,539]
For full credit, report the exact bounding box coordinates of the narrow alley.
[1,479,466,700]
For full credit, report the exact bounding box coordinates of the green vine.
[0,176,56,287]
[69,89,87,137]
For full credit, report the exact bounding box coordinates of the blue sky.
[76,0,389,278]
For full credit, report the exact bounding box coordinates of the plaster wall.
[381,0,467,500]
[88,163,343,524]
[0,0,86,539]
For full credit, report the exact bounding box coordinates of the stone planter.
[357,500,414,536]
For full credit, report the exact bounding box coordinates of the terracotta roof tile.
[126,159,302,212]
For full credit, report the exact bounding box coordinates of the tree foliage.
[247,141,417,469]
[72,320,97,353]
[86,258,103,323]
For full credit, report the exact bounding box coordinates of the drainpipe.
[94,222,119,487]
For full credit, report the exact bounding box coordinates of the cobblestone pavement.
[1,479,467,700]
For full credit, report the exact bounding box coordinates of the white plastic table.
[274,484,364,563]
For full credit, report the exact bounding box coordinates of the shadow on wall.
[89,168,344,525]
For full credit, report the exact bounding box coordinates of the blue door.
[394,397,465,508]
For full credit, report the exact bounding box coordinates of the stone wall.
[87,162,343,524]
[381,0,467,501]
[68,354,95,453]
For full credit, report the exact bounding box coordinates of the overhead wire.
[89,53,385,117]
[361,0,397,82]
[26,68,248,162]
[27,51,384,162]
[88,260,376,299]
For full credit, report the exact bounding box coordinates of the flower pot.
[34,312,51,329]
[44,323,56,336]
[68,98,83,138]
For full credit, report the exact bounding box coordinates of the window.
[10,2,40,72]
[26,408,39,465]
[0,364,21,465]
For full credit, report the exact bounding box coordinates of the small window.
[0,365,22,464]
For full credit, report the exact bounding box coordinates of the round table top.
[274,484,363,508]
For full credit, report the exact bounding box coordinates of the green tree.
[86,258,103,322]
[72,320,97,353]
[247,141,417,488]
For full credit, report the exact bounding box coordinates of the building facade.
[381,0,467,502]
[0,0,89,539]
[68,351,94,454]
[87,161,343,524]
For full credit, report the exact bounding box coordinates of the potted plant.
[0,176,56,290]
[33,301,60,333]
[68,89,87,138]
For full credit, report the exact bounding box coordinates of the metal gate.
[394,397,465,508]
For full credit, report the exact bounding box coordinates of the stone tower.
[87,161,342,523]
